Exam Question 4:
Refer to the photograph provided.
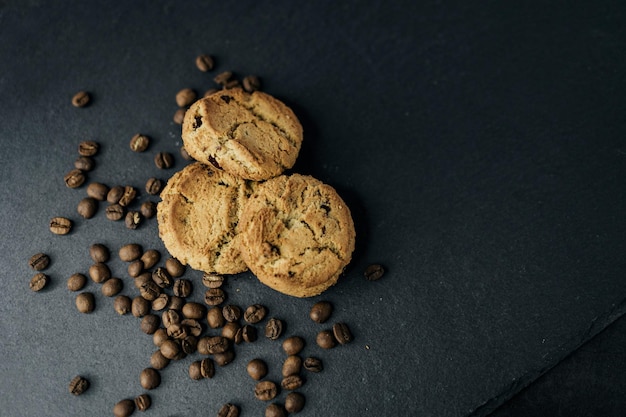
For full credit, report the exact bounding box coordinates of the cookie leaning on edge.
[182,88,303,181]
[238,174,356,297]
[157,162,253,275]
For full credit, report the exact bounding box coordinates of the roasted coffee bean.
[67,273,87,291]
[173,279,192,298]
[151,293,169,311]
[309,301,333,323]
[181,334,199,354]
[89,262,111,283]
[68,375,89,395]
[76,292,95,313]
[164,257,184,277]
[282,336,305,356]
[141,314,161,334]
[105,204,124,221]
[150,349,170,370]
[140,280,161,300]
[221,322,240,341]
[101,277,123,297]
[114,295,132,315]
[130,133,150,152]
[281,375,304,391]
[223,79,240,89]
[218,403,239,417]
[213,349,235,366]
[243,75,261,92]
[247,358,268,380]
[78,140,98,156]
[213,71,233,85]
[29,253,50,271]
[134,272,152,289]
[180,145,194,160]
[107,185,124,204]
[199,336,229,354]
[152,267,172,288]
[206,306,225,329]
[49,217,72,235]
[29,273,48,292]
[265,403,287,417]
[87,182,109,201]
[204,88,219,98]
[140,368,161,390]
[154,152,174,169]
[118,186,137,207]
[74,156,94,171]
[138,201,155,219]
[282,355,302,377]
[119,243,142,262]
[316,330,336,349]
[202,272,224,288]
[152,328,168,347]
[162,309,181,328]
[131,296,151,318]
[71,91,90,108]
[284,392,305,413]
[125,210,142,229]
[244,304,267,324]
[195,54,214,72]
[145,177,163,195]
[176,88,196,107]
[173,108,186,125]
[182,302,205,320]
[254,380,278,401]
[134,394,151,412]
[204,288,226,305]
[160,339,181,360]
[364,263,385,281]
[139,249,160,269]
[303,357,323,373]
[89,243,109,263]
[222,304,241,322]
[241,325,257,343]
[265,318,283,340]
[188,361,203,380]
[332,322,354,344]
[168,295,185,311]
[200,357,215,379]
[77,197,98,219]
[64,168,85,188]
[113,399,135,417]
[127,260,144,278]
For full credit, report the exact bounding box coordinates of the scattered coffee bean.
[206,306,226,329]
[223,79,240,89]
[243,75,261,92]
[200,357,215,379]
[176,88,196,107]
[168,295,185,311]
[64,168,85,188]
[189,360,203,380]
[202,272,224,289]
[164,257,185,277]
[265,403,287,417]
[214,349,235,366]
[71,91,90,108]
[282,355,302,377]
[182,319,202,337]
[284,392,305,413]
[77,197,98,219]
[162,309,181,328]
[221,322,241,341]
[78,140,99,156]
[87,182,109,201]
[332,322,354,344]
[88,262,111,283]
[181,334,199,354]
[107,185,124,204]
[309,301,333,323]
[154,152,174,169]
[281,374,304,391]
[151,293,169,311]
[127,260,144,278]
[134,272,152,289]
[130,133,150,152]
[89,243,110,263]
[200,336,230,354]
[140,280,161,301]
[160,339,181,360]
[29,253,50,271]
[141,314,161,335]
[67,273,87,291]
[118,186,137,207]
[101,277,123,297]
[139,249,159,269]
[152,267,172,288]
[303,357,323,373]
[173,279,192,297]
[214,71,233,86]
[241,325,257,343]
[265,318,284,340]
[119,243,142,262]
[105,204,125,221]
[195,54,214,72]
[68,375,89,396]
[139,368,161,390]
[150,349,170,370]
[182,302,205,320]
[316,330,336,349]
[247,358,268,381]
[218,403,240,417]
[114,295,132,315]
[134,394,151,412]
[173,108,186,125]
[74,156,94,171]
[364,263,385,281]
[76,292,95,314]
[152,328,168,348]
[131,296,151,318]
[204,288,226,306]
[113,399,135,417]
[282,336,305,355]
[29,273,48,292]
[244,304,267,324]
[49,217,72,235]
[222,304,241,322]
[140,201,157,219]
[254,380,279,401]
[125,210,142,229]
[145,177,163,195]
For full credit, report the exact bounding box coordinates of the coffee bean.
[206,306,225,329]
[118,186,137,207]
[29,253,50,271]
[127,260,144,278]
[164,257,184,277]
[134,394,151,412]
[160,339,181,360]
[77,197,98,219]
[284,392,305,413]
[332,322,354,344]
[154,152,174,169]
[49,216,72,235]
[113,399,135,417]
[71,91,90,108]
[140,201,157,219]
[167,324,189,342]
[140,280,161,301]
[77,140,98,156]
[67,273,87,291]
[247,359,268,380]
[114,295,132,315]
[188,360,203,380]
[134,272,152,289]
[243,75,261,92]
[204,288,226,305]
[265,403,287,417]
[281,375,304,391]
[254,380,279,401]
[181,334,199,354]
[364,263,385,281]
[265,318,284,340]
[173,108,186,125]
[101,277,123,297]
[119,243,142,262]
[89,243,109,263]
[152,267,172,288]
[152,328,168,348]
[202,272,224,289]
[130,133,150,152]
[316,330,336,349]
[68,375,89,396]
[107,185,124,204]
[214,71,233,86]
[182,302,205,319]
[151,293,169,311]
[145,177,163,195]
[141,314,161,334]
[221,322,241,341]
[182,319,202,336]
[76,292,95,313]
[74,156,94,171]
[200,358,215,379]
[199,336,229,354]
[176,88,197,107]
[241,325,257,343]
[131,296,151,318]
[309,301,333,323]
[162,309,181,328]
[168,295,185,311]
[105,204,125,221]
[222,304,241,322]
[282,355,302,377]
[171,279,192,298]
[195,54,214,72]
[282,336,305,355]
[223,79,240,89]
[218,403,240,417]
[150,350,170,370]
[213,350,235,367]
[244,304,267,324]
[303,357,323,373]
[89,262,111,283]
[87,183,109,201]
[125,210,142,229]
[64,168,85,188]
[29,273,48,292]
[140,368,161,390]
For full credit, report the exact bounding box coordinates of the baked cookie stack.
[157,88,355,297]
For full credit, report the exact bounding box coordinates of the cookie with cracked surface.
[239,174,355,297]
[181,88,303,181]
[157,162,253,275]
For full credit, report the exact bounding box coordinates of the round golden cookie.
[157,162,252,275]
[182,88,303,181]
[239,174,356,297]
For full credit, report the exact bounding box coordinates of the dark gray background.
[1,1,625,416]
